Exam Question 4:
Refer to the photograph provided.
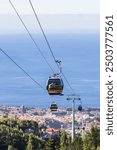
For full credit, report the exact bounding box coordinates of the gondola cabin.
[78,105,82,111]
[50,103,58,112]
[46,75,64,95]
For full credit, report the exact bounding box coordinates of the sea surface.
[0,33,100,109]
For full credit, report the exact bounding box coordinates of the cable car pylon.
[66,95,81,141]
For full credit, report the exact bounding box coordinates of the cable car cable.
[28,0,75,93]
[9,0,55,74]
[28,0,57,63]
[9,0,74,94]
[0,47,46,92]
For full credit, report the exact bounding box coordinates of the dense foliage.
[0,118,100,150]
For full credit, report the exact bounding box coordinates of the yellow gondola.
[46,75,64,95]
[50,102,58,112]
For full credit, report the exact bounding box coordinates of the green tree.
[8,145,15,150]
[66,137,72,150]
[26,134,35,150]
[83,133,92,150]
[90,126,100,149]
[73,136,83,150]
[9,128,25,150]
[54,136,60,150]
[60,130,68,150]
[44,138,55,150]
[83,126,100,150]
[26,134,43,150]
[96,146,100,150]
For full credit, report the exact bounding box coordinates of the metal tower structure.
[67,95,81,141]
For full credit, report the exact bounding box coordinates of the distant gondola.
[78,105,82,111]
[50,102,58,112]
[46,75,64,95]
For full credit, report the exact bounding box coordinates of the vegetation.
[0,118,100,150]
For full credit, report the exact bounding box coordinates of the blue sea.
[0,33,100,109]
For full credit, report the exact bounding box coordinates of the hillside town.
[0,105,100,137]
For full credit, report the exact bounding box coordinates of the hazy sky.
[0,0,99,34]
[0,0,99,14]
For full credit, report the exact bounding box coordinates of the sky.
[0,0,99,34]
[0,0,99,15]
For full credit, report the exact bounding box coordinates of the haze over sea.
[0,14,100,109]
